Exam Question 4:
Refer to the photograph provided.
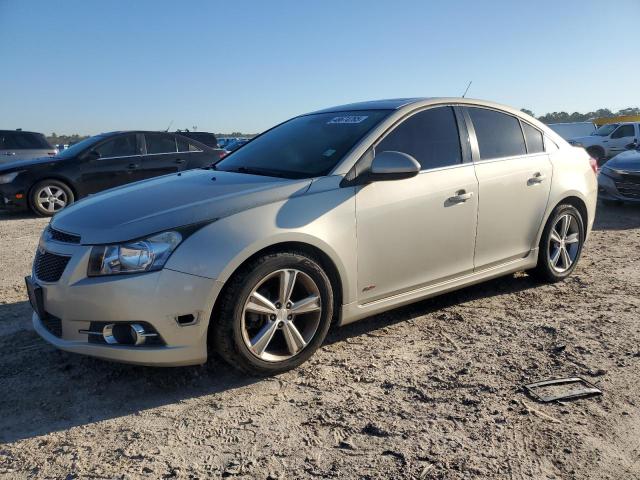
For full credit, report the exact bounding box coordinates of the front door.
[464,107,552,269]
[355,106,478,303]
[607,124,637,157]
[80,133,143,194]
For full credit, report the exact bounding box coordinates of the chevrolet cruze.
[26,98,598,375]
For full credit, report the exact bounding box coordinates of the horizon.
[1,0,639,136]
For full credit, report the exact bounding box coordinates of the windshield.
[593,124,618,136]
[215,110,391,179]
[54,135,106,159]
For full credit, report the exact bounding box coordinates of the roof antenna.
[165,120,174,132]
[462,81,472,98]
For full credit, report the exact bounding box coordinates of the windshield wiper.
[222,166,291,178]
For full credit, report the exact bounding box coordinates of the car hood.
[51,169,312,244]
[0,156,64,172]
[604,150,640,172]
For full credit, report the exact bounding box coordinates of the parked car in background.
[217,137,237,149]
[568,122,640,165]
[0,131,222,216]
[224,138,250,153]
[598,143,640,203]
[0,130,57,163]
[26,98,597,375]
[548,122,595,141]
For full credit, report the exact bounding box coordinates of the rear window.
[521,122,544,154]
[467,107,527,160]
[177,137,203,152]
[178,132,218,148]
[0,132,52,150]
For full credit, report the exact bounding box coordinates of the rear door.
[80,133,143,194]
[464,107,552,269]
[138,133,185,180]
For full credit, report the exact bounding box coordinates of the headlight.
[0,171,22,184]
[88,231,183,276]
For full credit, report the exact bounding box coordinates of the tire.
[529,204,585,283]
[586,147,606,166]
[211,251,334,376]
[29,179,74,216]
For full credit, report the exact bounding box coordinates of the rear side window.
[146,133,177,154]
[177,137,203,152]
[376,106,462,170]
[521,122,544,154]
[1,132,52,150]
[467,107,526,160]
[611,124,635,139]
[95,134,138,158]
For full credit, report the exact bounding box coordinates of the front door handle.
[528,172,546,185]
[4,152,16,156]
[448,190,473,204]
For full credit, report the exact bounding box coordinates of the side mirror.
[368,151,420,182]
[85,150,101,160]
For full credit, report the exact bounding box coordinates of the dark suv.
[0,130,57,163]
[0,131,224,216]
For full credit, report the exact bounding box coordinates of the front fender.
[165,177,358,305]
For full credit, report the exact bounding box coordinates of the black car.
[0,131,224,216]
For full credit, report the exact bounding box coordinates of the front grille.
[48,227,81,244]
[614,180,640,199]
[34,250,71,282]
[41,314,62,337]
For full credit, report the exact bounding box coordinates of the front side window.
[95,134,138,158]
[375,106,462,170]
[216,110,391,179]
[521,122,544,154]
[467,107,526,160]
[593,124,618,136]
[611,124,635,139]
[146,133,177,154]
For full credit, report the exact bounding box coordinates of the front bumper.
[0,183,29,211]
[30,237,223,366]
[598,172,640,203]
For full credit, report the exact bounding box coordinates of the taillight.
[218,151,228,159]
[589,157,598,174]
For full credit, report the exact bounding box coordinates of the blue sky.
[1,0,639,135]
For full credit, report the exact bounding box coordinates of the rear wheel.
[29,180,74,216]
[529,204,585,283]
[212,251,334,375]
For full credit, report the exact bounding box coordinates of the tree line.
[521,107,640,124]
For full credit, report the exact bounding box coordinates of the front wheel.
[29,179,74,216]
[529,204,585,283]
[211,251,334,375]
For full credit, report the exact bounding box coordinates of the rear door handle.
[448,190,473,203]
[128,163,139,170]
[175,158,185,164]
[4,152,16,156]
[528,172,546,184]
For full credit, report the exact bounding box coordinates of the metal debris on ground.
[523,377,602,403]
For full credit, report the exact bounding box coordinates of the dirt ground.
[0,203,639,480]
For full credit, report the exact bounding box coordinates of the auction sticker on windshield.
[327,115,369,124]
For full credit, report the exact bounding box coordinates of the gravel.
[0,203,639,479]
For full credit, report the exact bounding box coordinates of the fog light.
[102,323,152,345]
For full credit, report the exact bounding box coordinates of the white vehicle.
[0,130,56,163]
[569,122,640,164]
[548,122,595,141]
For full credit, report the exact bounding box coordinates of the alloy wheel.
[36,185,67,213]
[548,213,581,273]
[241,268,322,362]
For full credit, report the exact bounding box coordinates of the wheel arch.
[29,176,78,200]
[536,194,589,246]
[210,240,345,331]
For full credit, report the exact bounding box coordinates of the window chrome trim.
[98,150,202,160]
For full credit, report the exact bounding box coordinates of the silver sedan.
[27,98,598,375]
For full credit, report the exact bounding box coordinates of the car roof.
[0,130,46,135]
